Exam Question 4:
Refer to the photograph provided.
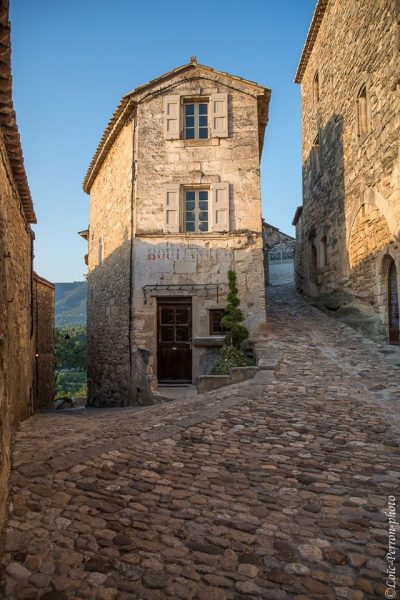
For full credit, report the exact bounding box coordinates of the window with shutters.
[164,182,230,234]
[164,93,229,140]
[184,101,208,139]
[184,190,209,232]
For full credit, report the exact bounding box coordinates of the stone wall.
[33,274,55,410]
[85,65,269,404]
[133,235,266,383]
[0,126,34,530]
[87,122,152,407]
[295,0,400,341]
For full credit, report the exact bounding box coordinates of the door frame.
[157,297,193,383]
[388,258,400,344]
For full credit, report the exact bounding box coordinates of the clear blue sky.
[10,0,315,282]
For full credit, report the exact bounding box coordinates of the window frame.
[313,71,320,110]
[183,99,209,140]
[311,133,321,180]
[209,309,225,335]
[356,83,370,142]
[183,188,209,233]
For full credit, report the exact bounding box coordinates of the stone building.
[0,0,54,529]
[262,221,295,286]
[33,273,55,411]
[82,60,270,406]
[294,0,400,342]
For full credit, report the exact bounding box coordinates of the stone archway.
[347,188,398,250]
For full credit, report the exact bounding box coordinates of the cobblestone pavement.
[1,285,399,600]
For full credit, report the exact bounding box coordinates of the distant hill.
[55,282,87,328]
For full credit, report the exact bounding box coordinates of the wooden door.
[388,259,399,344]
[157,298,192,382]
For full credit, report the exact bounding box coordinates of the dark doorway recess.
[388,259,399,344]
[157,297,192,382]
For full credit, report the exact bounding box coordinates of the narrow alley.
[1,286,399,599]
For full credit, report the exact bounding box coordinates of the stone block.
[230,366,258,383]
[258,358,279,370]
[173,261,197,274]
[196,375,230,393]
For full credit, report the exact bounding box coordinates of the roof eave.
[292,206,303,226]
[83,63,271,193]
[0,0,36,223]
[294,0,329,84]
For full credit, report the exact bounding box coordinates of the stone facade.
[0,0,53,533]
[0,0,35,531]
[33,274,55,411]
[83,61,270,406]
[294,0,400,342]
[262,221,295,286]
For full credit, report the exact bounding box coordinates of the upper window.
[184,102,208,139]
[313,71,320,108]
[357,85,369,139]
[184,190,209,232]
[164,94,228,140]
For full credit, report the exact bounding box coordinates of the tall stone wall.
[87,122,152,407]
[0,127,34,529]
[33,274,55,410]
[296,0,400,340]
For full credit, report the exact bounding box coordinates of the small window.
[98,236,104,264]
[311,134,321,177]
[310,244,318,284]
[209,309,225,335]
[313,71,320,108]
[184,102,208,139]
[184,190,209,233]
[357,85,369,138]
[321,236,328,267]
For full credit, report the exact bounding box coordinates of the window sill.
[170,138,221,147]
[193,336,225,347]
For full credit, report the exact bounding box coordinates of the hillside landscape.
[55,281,87,327]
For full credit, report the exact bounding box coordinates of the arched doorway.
[388,258,399,344]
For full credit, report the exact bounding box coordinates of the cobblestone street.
[1,286,399,599]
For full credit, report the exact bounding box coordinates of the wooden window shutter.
[210,93,228,137]
[210,183,229,232]
[164,184,180,233]
[164,95,180,139]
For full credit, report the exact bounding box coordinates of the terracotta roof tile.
[0,0,36,223]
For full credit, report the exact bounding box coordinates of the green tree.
[220,270,249,348]
[54,326,87,396]
[210,271,251,375]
